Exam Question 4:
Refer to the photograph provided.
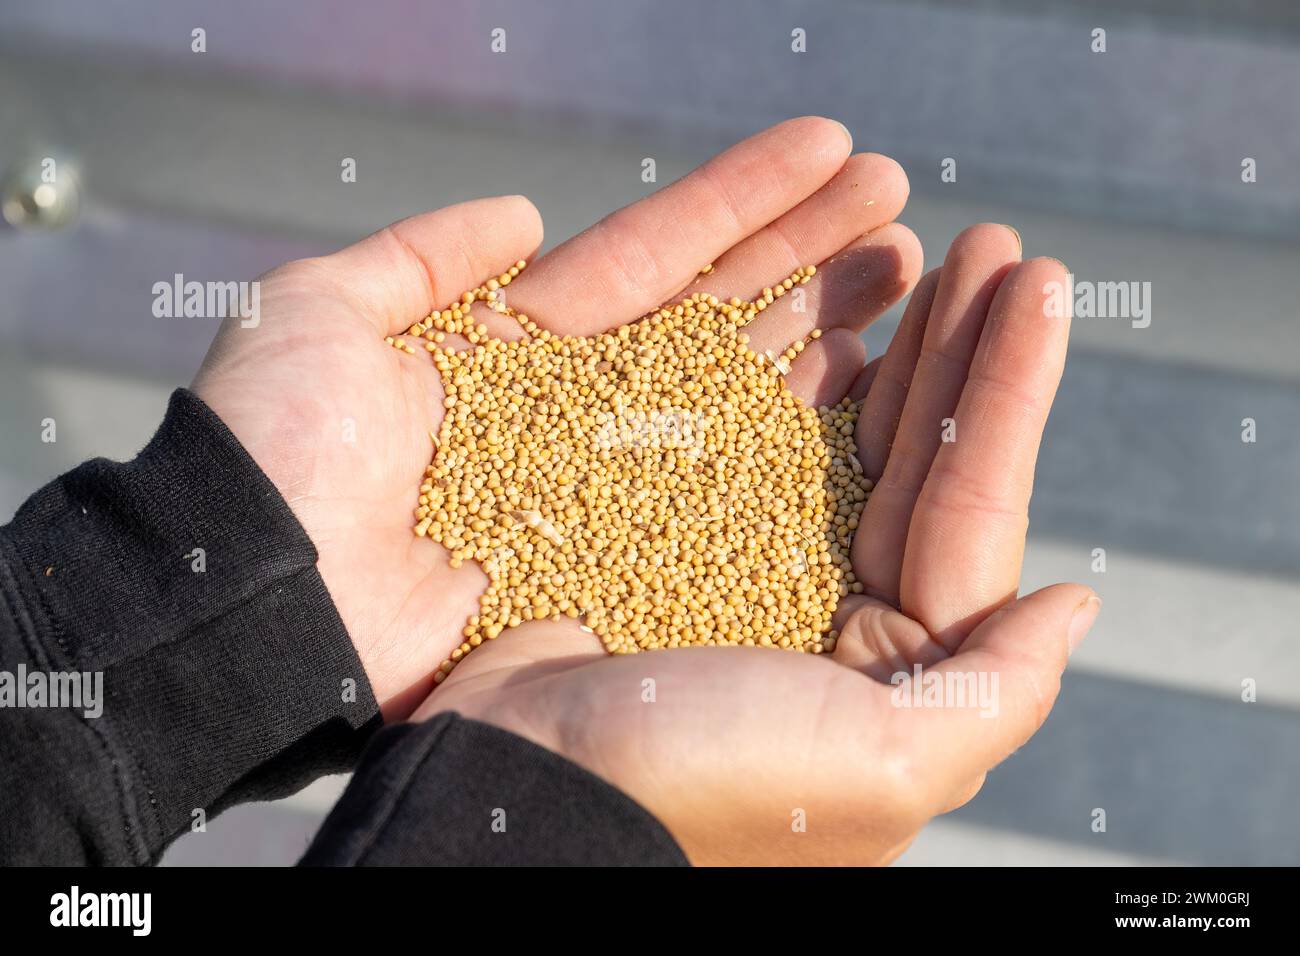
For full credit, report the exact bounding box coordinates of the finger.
[832,595,953,682]
[854,268,941,479]
[895,584,1099,785]
[438,619,606,689]
[880,835,920,866]
[852,224,1021,607]
[782,328,866,406]
[413,620,608,719]
[940,772,987,815]
[503,117,854,335]
[678,152,910,303]
[742,222,922,357]
[847,355,883,401]
[310,195,544,335]
[444,302,529,350]
[903,258,1073,642]
[471,212,919,354]
[830,594,870,630]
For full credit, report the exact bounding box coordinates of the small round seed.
[402,262,871,678]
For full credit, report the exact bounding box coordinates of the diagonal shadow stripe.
[949,669,1300,865]
[1031,349,1300,578]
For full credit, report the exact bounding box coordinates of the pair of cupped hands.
[193,118,1099,865]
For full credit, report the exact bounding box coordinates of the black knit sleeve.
[0,389,381,865]
[301,712,689,866]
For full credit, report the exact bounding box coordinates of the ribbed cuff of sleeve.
[301,713,689,866]
[0,388,381,864]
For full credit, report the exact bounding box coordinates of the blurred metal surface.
[2,50,1298,380]
[3,0,1298,237]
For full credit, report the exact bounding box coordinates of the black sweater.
[0,389,687,866]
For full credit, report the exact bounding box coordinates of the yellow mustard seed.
[399,260,872,679]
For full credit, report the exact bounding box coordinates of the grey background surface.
[1,0,1296,866]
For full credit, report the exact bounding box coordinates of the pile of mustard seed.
[388,261,873,683]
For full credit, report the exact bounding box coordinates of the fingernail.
[835,120,854,153]
[1067,594,1101,655]
[1003,224,1022,255]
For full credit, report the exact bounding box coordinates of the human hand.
[414,228,1098,865]
[192,117,919,717]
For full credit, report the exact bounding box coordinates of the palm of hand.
[422,221,1083,863]
[194,260,486,716]
[419,618,918,865]
[416,215,1085,866]
[192,120,1093,865]
[198,120,919,715]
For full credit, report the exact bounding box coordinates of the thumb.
[887,583,1100,782]
[434,618,606,688]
